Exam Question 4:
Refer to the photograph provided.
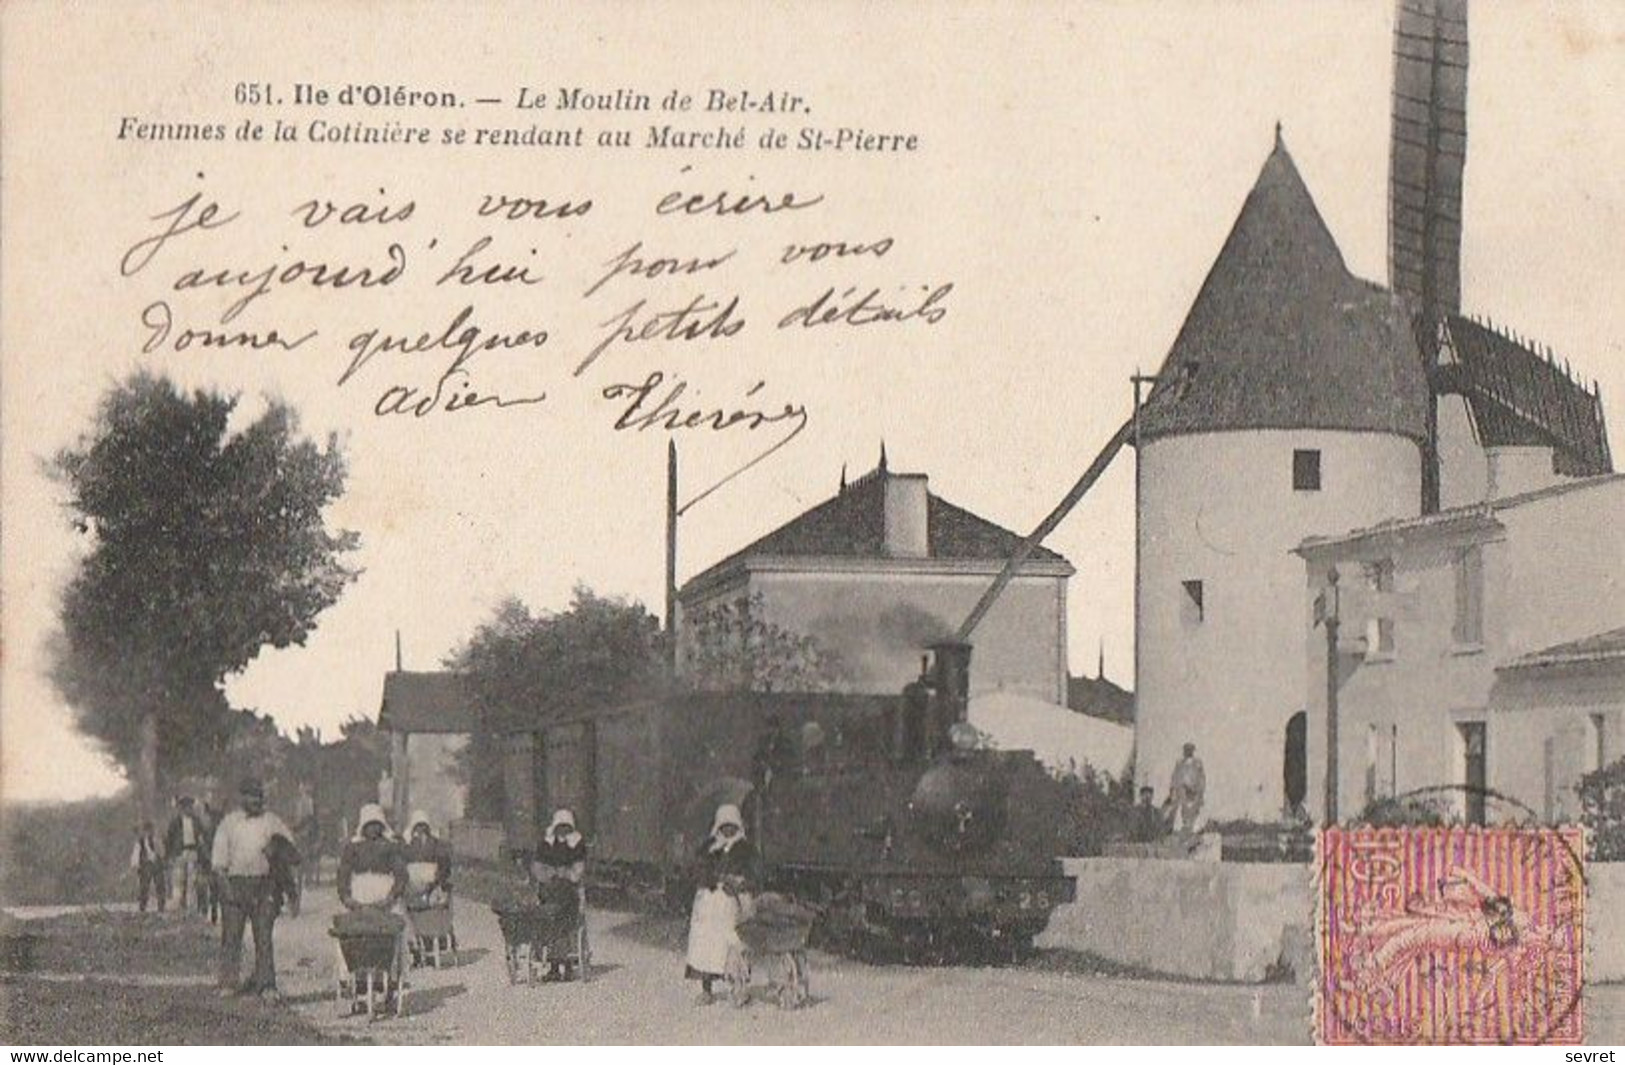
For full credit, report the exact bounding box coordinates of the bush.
[1,795,140,906]
[1579,757,1625,862]
[1205,818,1313,863]
[1049,763,1139,857]
[1357,794,1451,828]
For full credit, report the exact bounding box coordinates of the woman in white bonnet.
[337,803,407,911]
[531,808,588,886]
[684,803,757,1004]
[401,810,452,907]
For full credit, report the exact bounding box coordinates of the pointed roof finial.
[1274,120,1284,148]
[839,463,848,493]
[878,440,888,472]
[1097,639,1105,680]
[395,630,403,672]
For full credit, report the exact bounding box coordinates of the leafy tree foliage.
[680,592,846,693]
[448,588,666,732]
[446,588,666,821]
[1579,756,1625,861]
[49,373,359,816]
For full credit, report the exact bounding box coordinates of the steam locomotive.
[498,642,1076,954]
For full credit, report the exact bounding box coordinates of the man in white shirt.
[1166,742,1207,834]
[210,778,293,998]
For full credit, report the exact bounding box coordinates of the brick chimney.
[883,473,929,558]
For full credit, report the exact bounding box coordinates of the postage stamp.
[1317,825,1585,1046]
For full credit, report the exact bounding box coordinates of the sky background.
[4,1,1623,802]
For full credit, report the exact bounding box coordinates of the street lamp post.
[1323,568,1341,825]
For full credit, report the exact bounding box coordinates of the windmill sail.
[1388,0,1468,326]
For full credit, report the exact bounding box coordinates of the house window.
[1592,713,1609,772]
[1452,544,1484,645]
[1363,559,1396,654]
[1293,449,1322,491]
[1181,579,1205,624]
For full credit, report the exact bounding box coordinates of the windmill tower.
[1132,130,1434,820]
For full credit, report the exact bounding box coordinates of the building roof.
[1066,673,1135,726]
[378,671,475,733]
[1437,315,1613,476]
[680,459,1071,597]
[1297,472,1625,554]
[1138,135,1432,445]
[1501,628,1625,671]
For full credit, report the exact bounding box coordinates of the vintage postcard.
[2,0,1622,1049]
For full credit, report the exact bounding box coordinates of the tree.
[448,588,665,728]
[49,372,359,819]
[446,587,666,818]
[680,591,846,693]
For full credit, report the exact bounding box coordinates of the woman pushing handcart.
[495,808,591,985]
[402,810,457,968]
[330,804,409,1019]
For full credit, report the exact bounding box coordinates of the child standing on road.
[130,821,166,913]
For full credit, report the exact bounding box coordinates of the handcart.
[494,882,590,985]
[726,893,814,1009]
[406,895,458,969]
[330,911,408,1019]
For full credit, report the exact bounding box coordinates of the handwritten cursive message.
[116,165,953,507]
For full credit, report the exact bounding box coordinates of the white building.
[378,670,473,832]
[1297,475,1624,824]
[679,453,1075,703]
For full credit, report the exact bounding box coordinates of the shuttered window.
[1453,544,1484,645]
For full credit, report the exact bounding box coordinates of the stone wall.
[1592,862,1625,983]
[1038,857,1312,982]
[1040,856,1625,985]
[449,819,505,862]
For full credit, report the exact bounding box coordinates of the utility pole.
[665,440,679,672]
[1322,568,1341,824]
[1130,371,1160,792]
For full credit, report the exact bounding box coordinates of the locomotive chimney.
[930,640,973,722]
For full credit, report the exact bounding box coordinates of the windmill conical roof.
[1138,136,1430,444]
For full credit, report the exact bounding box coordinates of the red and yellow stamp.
[1317,826,1584,1045]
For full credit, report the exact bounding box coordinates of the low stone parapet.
[1037,856,1313,983]
[448,819,505,862]
[1040,855,1625,984]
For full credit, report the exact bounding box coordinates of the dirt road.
[277,894,1313,1044]
[8,898,1624,1044]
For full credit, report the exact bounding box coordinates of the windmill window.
[1181,579,1205,624]
[1293,449,1322,491]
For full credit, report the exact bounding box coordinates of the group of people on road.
[335,802,454,913]
[202,783,461,1001]
[131,775,770,1011]
[128,795,223,918]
